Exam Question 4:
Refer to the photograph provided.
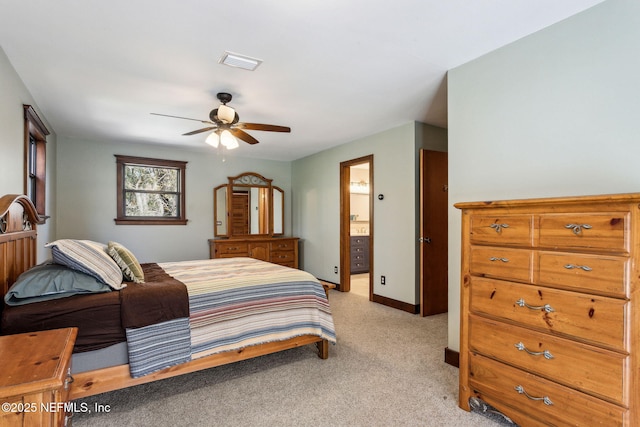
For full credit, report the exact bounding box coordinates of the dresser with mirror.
[209,172,299,268]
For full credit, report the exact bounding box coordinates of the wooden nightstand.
[0,328,77,427]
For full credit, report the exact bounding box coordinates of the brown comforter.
[1,263,188,353]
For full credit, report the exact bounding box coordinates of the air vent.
[219,51,262,71]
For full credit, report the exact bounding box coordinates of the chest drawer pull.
[514,385,553,406]
[516,298,555,313]
[489,223,510,233]
[489,257,510,262]
[564,223,592,235]
[514,342,554,360]
[563,263,592,272]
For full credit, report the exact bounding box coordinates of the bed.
[0,194,336,400]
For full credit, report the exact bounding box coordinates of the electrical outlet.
[381,275,386,285]
[334,266,338,274]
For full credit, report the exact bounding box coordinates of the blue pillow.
[4,263,112,306]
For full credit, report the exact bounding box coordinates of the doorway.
[340,155,373,297]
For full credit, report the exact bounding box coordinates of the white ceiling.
[0,0,603,161]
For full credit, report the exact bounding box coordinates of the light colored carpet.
[74,288,508,427]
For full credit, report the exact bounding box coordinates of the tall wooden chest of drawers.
[455,193,640,426]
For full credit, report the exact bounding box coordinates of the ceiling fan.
[151,92,291,149]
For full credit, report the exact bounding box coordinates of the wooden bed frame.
[0,194,329,400]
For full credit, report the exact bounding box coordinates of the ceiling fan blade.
[238,123,291,133]
[151,112,213,125]
[230,128,259,145]
[183,126,217,136]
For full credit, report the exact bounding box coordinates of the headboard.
[0,194,41,300]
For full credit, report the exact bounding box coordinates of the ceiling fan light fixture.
[205,131,220,148]
[219,51,262,71]
[217,104,235,124]
[220,130,239,149]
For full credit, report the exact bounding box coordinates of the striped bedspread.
[127,258,336,376]
[159,257,336,359]
[128,258,336,376]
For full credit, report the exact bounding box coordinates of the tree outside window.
[115,155,187,225]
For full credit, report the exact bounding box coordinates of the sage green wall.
[292,121,447,305]
[55,137,292,263]
[0,46,56,262]
[447,0,640,351]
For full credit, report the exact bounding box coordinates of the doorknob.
[419,237,432,243]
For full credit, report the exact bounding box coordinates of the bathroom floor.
[350,273,369,298]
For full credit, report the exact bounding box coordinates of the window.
[24,105,49,218]
[115,155,187,225]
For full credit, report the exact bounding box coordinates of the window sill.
[114,218,188,226]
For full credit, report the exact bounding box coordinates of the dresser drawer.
[537,251,628,298]
[470,247,532,283]
[468,353,626,427]
[469,215,532,246]
[351,236,369,247]
[216,242,249,255]
[270,240,295,252]
[469,315,627,405]
[469,277,627,351]
[351,262,368,273]
[538,213,628,252]
[271,250,295,264]
[351,245,368,255]
[352,251,367,260]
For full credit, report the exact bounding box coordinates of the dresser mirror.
[213,172,284,237]
[272,186,284,235]
[214,184,228,236]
